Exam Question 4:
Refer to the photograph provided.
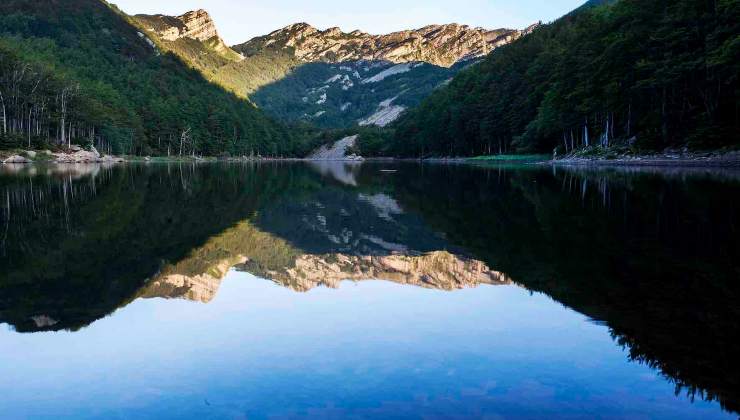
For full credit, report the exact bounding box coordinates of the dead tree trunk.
[0,89,6,135]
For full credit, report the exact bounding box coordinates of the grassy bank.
[470,154,551,162]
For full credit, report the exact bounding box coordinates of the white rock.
[361,63,413,84]
[359,97,407,127]
[306,135,360,160]
[3,155,31,164]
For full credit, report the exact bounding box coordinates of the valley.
[133,13,533,128]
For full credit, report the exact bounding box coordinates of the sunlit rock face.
[130,179,511,303]
[235,23,535,67]
[133,9,241,60]
[140,257,247,303]
[139,250,507,303]
[260,251,511,292]
[141,274,220,303]
[139,251,511,303]
[135,9,218,42]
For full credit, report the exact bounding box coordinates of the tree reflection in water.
[0,161,738,413]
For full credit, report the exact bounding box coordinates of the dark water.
[0,161,738,419]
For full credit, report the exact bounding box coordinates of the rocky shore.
[551,150,740,168]
[1,146,124,164]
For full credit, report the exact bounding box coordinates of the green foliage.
[135,27,302,99]
[470,154,550,161]
[0,0,313,157]
[390,0,740,157]
[303,125,394,157]
[251,61,460,128]
[0,163,325,332]
[353,127,394,156]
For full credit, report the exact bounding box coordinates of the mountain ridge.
[234,21,536,67]
[130,8,538,128]
[0,0,306,157]
[380,0,740,157]
[134,8,537,69]
[134,9,244,61]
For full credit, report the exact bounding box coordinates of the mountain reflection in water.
[0,161,738,417]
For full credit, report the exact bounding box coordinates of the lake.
[0,161,738,419]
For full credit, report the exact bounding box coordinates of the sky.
[111,0,586,45]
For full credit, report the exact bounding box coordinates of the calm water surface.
[0,161,738,419]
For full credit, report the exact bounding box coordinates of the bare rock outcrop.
[135,9,218,42]
[2,155,31,164]
[306,135,362,161]
[140,257,248,303]
[138,249,509,303]
[49,146,122,163]
[264,251,511,292]
[134,9,242,61]
[235,22,537,67]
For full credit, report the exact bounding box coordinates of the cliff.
[235,22,533,68]
[134,9,243,61]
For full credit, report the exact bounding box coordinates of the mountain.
[0,162,506,332]
[233,23,532,68]
[138,215,508,301]
[131,12,534,129]
[0,0,313,157]
[251,60,465,128]
[141,248,508,302]
[383,0,740,157]
[243,23,536,128]
[136,9,219,42]
[134,9,243,62]
[131,10,297,100]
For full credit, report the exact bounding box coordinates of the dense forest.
[2,0,737,159]
[384,0,740,157]
[0,0,320,157]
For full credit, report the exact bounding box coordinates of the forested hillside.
[132,11,302,99]
[386,0,739,157]
[134,16,532,130]
[251,61,462,128]
[0,0,315,157]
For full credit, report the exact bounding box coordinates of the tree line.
[0,0,322,157]
[0,46,89,151]
[385,0,739,157]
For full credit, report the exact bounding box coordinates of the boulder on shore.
[53,147,102,163]
[2,155,31,164]
[100,155,125,163]
[346,154,365,161]
[2,147,125,164]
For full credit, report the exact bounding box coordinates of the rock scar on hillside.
[306,135,363,160]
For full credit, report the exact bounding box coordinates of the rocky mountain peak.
[135,9,220,43]
[133,9,244,62]
[322,27,343,37]
[139,250,510,302]
[235,22,536,67]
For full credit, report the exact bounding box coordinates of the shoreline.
[4,149,740,169]
[549,152,740,168]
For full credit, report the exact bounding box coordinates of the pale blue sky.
[112,0,586,45]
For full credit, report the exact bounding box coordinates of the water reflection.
[0,161,738,415]
[307,160,363,186]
